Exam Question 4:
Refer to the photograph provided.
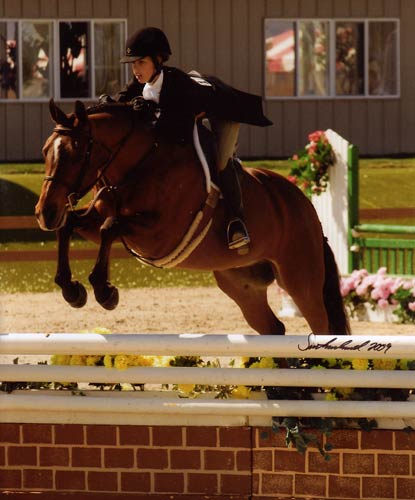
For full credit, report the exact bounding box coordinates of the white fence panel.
[312,128,350,275]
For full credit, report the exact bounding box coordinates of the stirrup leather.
[227,218,250,250]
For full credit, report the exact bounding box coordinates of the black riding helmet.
[120,27,172,63]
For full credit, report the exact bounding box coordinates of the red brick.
[88,471,118,491]
[104,447,134,468]
[8,445,37,465]
[329,475,361,499]
[187,473,218,494]
[361,429,393,449]
[86,425,116,445]
[72,447,101,467]
[220,473,251,494]
[256,427,286,447]
[236,450,251,471]
[119,426,150,445]
[39,446,69,466]
[274,450,306,472]
[397,478,415,499]
[205,449,235,470]
[253,450,273,471]
[308,451,340,473]
[343,452,375,474]
[362,476,395,498]
[22,424,52,443]
[152,426,183,446]
[0,446,5,466]
[54,424,84,445]
[295,473,327,497]
[219,427,251,448]
[395,431,415,450]
[378,453,410,475]
[328,429,359,449]
[186,426,217,447]
[261,473,293,495]
[170,449,200,469]
[55,470,85,490]
[23,469,53,489]
[0,424,20,443]
[154,472,184,493]
[137,448,168,469]
[121,472,151,492]
[0,469,21,489]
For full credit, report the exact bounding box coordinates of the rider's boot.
[218,158,250,254]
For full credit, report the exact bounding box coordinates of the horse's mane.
[86,102,134,117]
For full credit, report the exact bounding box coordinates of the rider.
[101,27,272,252]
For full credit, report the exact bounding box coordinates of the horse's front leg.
[55,212,88,308]
[88,216,120,310]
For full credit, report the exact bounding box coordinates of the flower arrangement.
[341,267,415,324]
[287,130,334,197]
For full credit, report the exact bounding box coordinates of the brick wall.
[1,423,414,499]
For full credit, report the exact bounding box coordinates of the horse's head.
[35,99,95,230]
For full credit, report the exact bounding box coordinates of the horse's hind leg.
[213,262,286,335]
[88,216,120,310]
[55,212,88,308]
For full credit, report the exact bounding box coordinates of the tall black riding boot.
[218,158,250,253]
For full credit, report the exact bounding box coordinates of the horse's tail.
[323,237,351,335]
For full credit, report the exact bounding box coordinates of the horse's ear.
[49,98,72,127]
[74,100,88,126]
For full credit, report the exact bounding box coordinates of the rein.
[46,123,136,214]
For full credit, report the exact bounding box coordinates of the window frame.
[0,18,128,103]
[264,17,400,100]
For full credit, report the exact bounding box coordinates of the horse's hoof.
[97,286,119,310]
[62,281,88,308]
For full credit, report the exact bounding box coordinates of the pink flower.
[377,299,389,309]
[287,175,298,184]
[292,154,299,161]
[308,130,325,143]
[408,302,415,312]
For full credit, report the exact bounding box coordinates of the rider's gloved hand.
[98,94,115,104]
[131,96,158,114]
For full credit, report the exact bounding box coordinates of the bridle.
[44,122,153,216]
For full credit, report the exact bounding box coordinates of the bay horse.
[35,99,350,336]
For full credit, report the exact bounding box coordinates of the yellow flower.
[258,357,277,369]
[50,355,71,366]
[103,355,114,368]
[114,355,129,370]
[69,355,87,366]
[325,392,338,401]
[248,362,261,369]
[372,359,397,370]
[336,387,354,398]
[352,359,369,370]
[178,384,195,395]
[231,386,251,399]
[153,356,174,367]
[86,355,102,366]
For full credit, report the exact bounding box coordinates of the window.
[0,19,126,101]
[265,18,399,99]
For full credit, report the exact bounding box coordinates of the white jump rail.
[0,333,411,357]
[1,333,415,426]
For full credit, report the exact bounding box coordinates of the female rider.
[101,27,272,252]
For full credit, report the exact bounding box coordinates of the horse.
[35,99,350,336]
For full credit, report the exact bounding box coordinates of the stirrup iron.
[227,218,250,251]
